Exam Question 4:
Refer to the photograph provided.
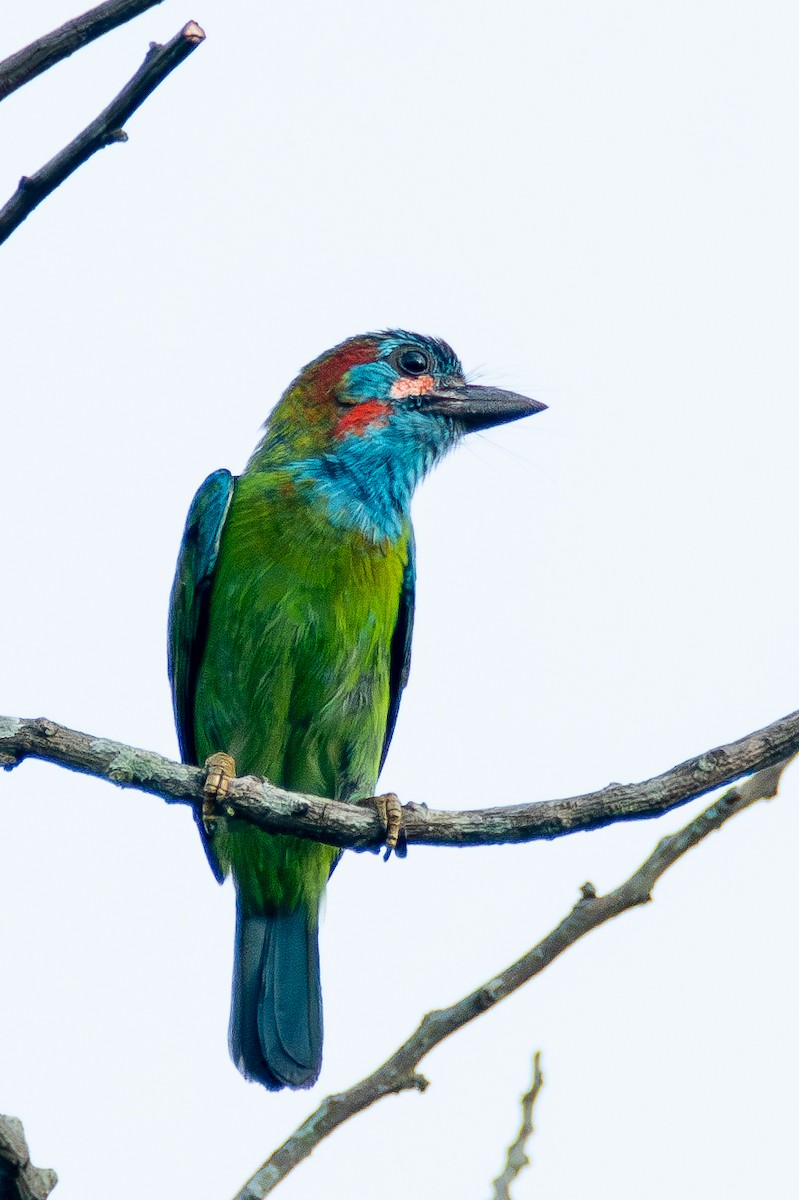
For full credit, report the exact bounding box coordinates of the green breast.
[193,470,409,912]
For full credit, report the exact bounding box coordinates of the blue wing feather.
[168,468,235,762]
[379,528,415,773]
[167,469,234,879]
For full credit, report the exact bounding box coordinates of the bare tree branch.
[489,1052,544,1200]
[229,762,788,1198]
[1,711,796,851]
[0,20,205,246]
[0,1114,57,1200]
[0,1,167,102]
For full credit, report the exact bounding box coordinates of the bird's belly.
[193,539,403,911]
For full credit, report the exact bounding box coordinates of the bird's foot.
[202,751,237,833]
[357,791,406,860]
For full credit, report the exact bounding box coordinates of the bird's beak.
[420,383,547,430]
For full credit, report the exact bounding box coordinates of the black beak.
[420,383,547,431]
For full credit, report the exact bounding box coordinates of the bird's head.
[261,329,544,457]
[253,330,546,539]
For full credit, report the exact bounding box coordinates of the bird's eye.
[396,348,430,376]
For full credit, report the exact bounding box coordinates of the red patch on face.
[312,341,376,395]
[335,400,392,437]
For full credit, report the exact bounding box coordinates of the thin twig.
[0,711,796,851]
[489,1052,544,1200]
[0,1114,57,1200]
[0,21,205,246]
[230,762,788,1198]
[0,0,167,101]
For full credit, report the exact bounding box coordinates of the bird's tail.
[229,896,323,1090]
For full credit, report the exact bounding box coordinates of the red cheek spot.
[335,400,392,437]
[390,374,435,400]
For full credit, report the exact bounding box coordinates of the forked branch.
[0,21,205,246]
[230,762,788,1197]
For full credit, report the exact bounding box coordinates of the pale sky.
[2,3,798,1199]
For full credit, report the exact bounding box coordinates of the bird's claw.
[202,751,237,833]
[369,791,405,860]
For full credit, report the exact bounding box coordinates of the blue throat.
[293,413,460,543]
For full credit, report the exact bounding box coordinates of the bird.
[167,330,545,1090]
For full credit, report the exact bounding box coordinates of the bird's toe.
[202,751,237,832]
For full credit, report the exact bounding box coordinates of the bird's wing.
[168,468,235,766]
[379,528,416,773]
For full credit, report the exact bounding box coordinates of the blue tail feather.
[229,897,323,1090]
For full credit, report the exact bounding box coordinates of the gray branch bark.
[230,762,788,1197]
[0,0,167,102]
[1,710,796,850]
[489,1052,544,1200]
[0,21,205,246]
[0,1114,57,1200]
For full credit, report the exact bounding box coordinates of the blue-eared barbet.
[168,331,545,1089]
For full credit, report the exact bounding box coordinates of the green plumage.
[168,330,543,1090]
[195,469,411,913]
